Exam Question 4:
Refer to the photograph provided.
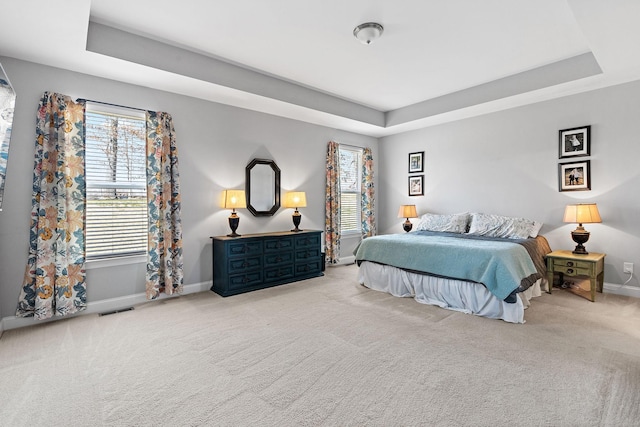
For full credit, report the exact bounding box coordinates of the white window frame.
[84,102,148,264]
[339,146,362,236]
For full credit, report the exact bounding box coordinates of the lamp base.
[227,212,241,238]
[402,219,413,232]
[571,228,590,254]
[291,210,302,232]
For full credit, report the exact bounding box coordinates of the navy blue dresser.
[211,230,323,296]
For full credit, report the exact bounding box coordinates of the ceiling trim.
[86,21,610,138]
[87,22,385,128]
[387,52,602,127]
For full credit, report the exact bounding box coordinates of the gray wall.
[2,54,640,326]
[379,80,640,289]
[0,57,378,321]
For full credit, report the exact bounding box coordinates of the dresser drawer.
[228,271,263,290]
[295,260,323,275]
[227,241,262,257]
[264,251,294,266]
[296,248,321,261]
[264,265,295,283]
[228,256,262,273]
[295,233,321,248]
[264,237,294,252]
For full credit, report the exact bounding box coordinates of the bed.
[354,212,552,323]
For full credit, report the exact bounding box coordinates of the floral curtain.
[361,147,375,238]
[325,140,340,265]
[145,111,184,299]
[16,92,87,320]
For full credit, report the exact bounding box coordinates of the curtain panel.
[16,92,87,320]
[145,111,184,299]
[324,141,341,265]
[361,147,375,238]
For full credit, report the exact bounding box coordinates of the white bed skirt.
[357,261,544,324]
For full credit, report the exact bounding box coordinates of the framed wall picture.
[559,125,590,158]
[408,175,424,196]
[408,151,424,173]
[559,160,591,192]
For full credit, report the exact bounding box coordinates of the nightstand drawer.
[554,265,590,276]
[552,258,591,270]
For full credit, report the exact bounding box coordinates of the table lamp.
[563,203,601,254]
[223,189,247,237]
[283,191,307,232]
[398,205,418,232]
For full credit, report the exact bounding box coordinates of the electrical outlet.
[623,262,634,274]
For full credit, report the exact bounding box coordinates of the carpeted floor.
[1,264,639,426]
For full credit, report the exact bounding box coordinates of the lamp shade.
[223,190,246,210]
[283,191,307,209]
[563,203,601,224]
[397,205,418,219]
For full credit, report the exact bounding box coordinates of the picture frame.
[408,175,424,196]
[559,125,590,158]
[558,160,591,192]
[408,151,424,173]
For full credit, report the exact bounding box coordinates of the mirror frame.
[245,158,281,216]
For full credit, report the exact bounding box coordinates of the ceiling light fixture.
[353,22,384,45]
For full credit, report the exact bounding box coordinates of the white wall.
[0,57,378,325]
[379,80,640,291]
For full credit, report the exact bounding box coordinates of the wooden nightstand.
[546,250,605,302]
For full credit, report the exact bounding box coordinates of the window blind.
[339,147,362,233]
[85,106,147,259]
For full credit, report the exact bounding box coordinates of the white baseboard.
[337,255,356,265]
[2,279,634,333]
[604,282,640,298]
[1,280,212,332]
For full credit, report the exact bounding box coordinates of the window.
[339,147,362,234]
[85,103,147,259]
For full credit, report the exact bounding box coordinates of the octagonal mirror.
[246,158,280,216]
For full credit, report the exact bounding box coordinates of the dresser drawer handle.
[566,261,574,267]
[242,262,248,268]
[276,257,282,262]
[566,268,574,274]
[242,277,249,283]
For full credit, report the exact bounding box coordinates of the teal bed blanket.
[354,231,545,301]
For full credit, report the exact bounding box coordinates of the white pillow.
[529,221,544,238]
[415,212,470,234]
[468,213,539,239]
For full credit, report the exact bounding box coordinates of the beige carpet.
[1,264,639,427]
